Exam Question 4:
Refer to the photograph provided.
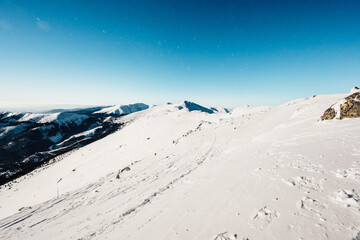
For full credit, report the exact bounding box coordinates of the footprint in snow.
[251,206,280,230]
[289,160,324,174]
[334,168,360,180]
[296,196,326,217]
[332,189,360,209]
[213,232,248,240]
[282,176,324,192]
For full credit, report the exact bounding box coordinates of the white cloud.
[35,17,50,31]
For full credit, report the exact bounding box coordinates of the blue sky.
[1,0,360,109]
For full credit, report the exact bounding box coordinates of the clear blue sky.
[1,0,360,108]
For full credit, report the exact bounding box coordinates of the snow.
[52,126,103,149]
[0,124,28,139]
[0,126,17,138]
[231,105,272,116]
[1,92,360,240]
[333,99,347,119]
[72,126,102,138]
[17,112,88,126]
[0,112,21,119]
[48,132,62,143]
[94,103,149,116]
[350,87,360,94]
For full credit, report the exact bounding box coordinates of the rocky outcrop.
[321,88,360,120]
[321,107,336,120]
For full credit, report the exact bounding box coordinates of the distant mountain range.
[0,101,228,185]
[0,103,149,184]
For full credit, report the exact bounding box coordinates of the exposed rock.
[116,167,131,179]
[321,89,360,120]
[121,167,131,172]
[321,107,337,120]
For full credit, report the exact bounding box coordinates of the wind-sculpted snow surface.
[0,93,360,240]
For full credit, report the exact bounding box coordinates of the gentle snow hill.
[231,105,272,116]
[1,93,360,240]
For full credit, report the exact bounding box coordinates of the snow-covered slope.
[1,93,360,240]
[231,105,272,116]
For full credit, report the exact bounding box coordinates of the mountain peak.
[183,101,215,114]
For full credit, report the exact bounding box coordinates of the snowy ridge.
[51,126,103,150]
[93,103,149,116]
[18,112,88,126]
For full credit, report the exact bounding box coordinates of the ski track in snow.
[1,94,360,239]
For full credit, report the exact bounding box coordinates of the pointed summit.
[183,101,214,114]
